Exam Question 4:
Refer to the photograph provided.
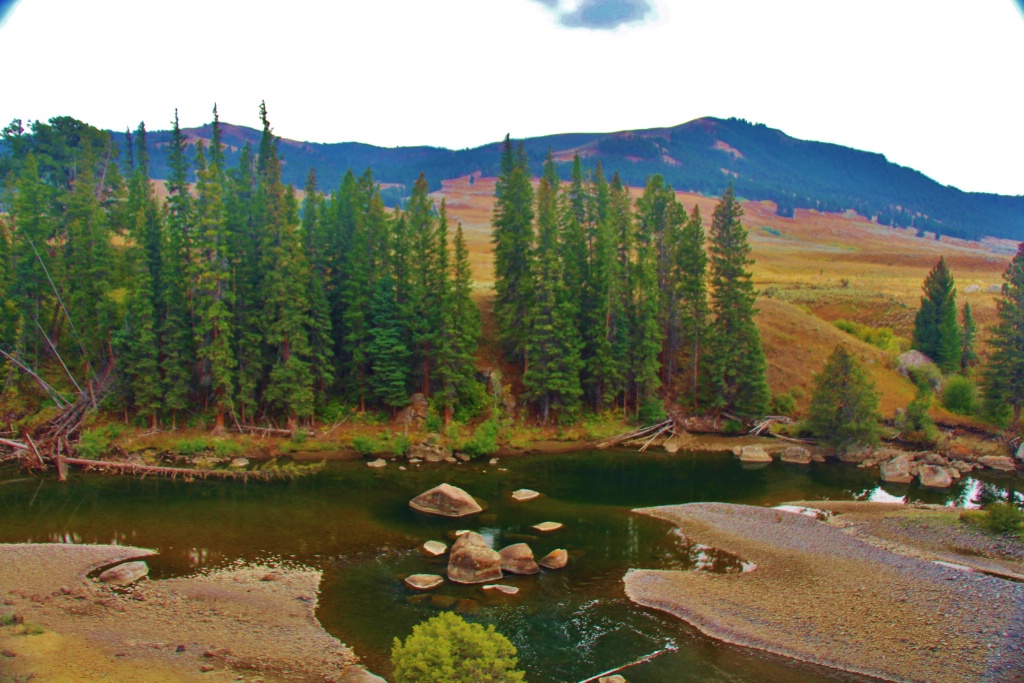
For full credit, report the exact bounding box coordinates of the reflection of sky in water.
[858,487,907,504]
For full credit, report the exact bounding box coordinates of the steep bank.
[624,503,1024,683]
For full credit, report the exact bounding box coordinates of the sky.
[0,0,1021,195]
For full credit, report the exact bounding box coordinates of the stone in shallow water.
[733,446,772,463]
[229,457,249,468]
[979,456,1016,472]
[881,453,914,484]
[919,464,952,489]
[499,543,540,575]
[511,489,540,502]
[447,532,503,585]
[780,446,811,465]
[420,541,448,557]
[482,584,519,596]
[599,676,628,683]
[99,560,149,586]
[532,522,563,533]
[409,483,483,517]
[404,574,444,591]
[538,549,568,570]
[367,459,387,468]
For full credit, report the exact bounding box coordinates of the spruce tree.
[912,257,961,373]
[706,184,770,418]
[960,302,977,374]
[367,275,411,412]
[119,206,161,426]
[492,137,535,366]
[981,243,1024,431]
[301,169,335,407]
[405,173,443,397]
[677,204,710,410]
[807,345,880,453]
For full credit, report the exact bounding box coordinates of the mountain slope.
[115,117,1024,242]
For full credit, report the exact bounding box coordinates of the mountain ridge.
[115,116,1024,242]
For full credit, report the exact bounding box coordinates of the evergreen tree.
[8,154,53,365]
[912,257,961,373]
[191,113,237,432]
[807,345,880,453]
[677,204,710,410]
[301,168,335,407]
[367,275,411,412]
[982,243,1024,432]
[405,173,442,396]
[706,184,770,417]
[119,206,161,426]
[960,301,977,374]
[492,137,535,366]
[608,172,636,410]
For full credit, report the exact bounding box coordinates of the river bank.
[0,544,382,683]
[625,502,1024,683]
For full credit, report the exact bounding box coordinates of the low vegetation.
[390,612,525,683]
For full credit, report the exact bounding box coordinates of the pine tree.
[677,204,710,410]
[960,302,977,374]
[706,184,770,417]
[405,173,442,396]
[912,257,961,373]
[608,172,636,411]
[301,168,335,407]
[8,154,53,365]
[492,137,535,366]
[119,206,161,426]
[191,109,237,433]
[807,345,880,453]
[367,275,411,412]
[981,243,1024,432]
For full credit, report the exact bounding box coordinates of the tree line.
[0,105,480,430]
[491,137,770,423]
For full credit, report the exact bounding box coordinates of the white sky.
[0,0,1021,195]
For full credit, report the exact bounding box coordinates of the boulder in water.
[482,584,519,596]
[979,456,1016,472]
[511,489,540,502]
[919,464,952,489]
[409,483,483,517]
[499,543,540,575]
[367,458,387,468]
[881,453,914,484]
[733,446,772,463]
[447,532,503,585]
[532,522,563,532]
[98,560,149,585]
[780,446,811,465]
[538,549,568,570]
[420,541,448,557]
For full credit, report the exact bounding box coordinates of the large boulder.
[447,532,503,585]
[979,456,1016,472]
[962,284,981,294]
[986,284,1002,293]
[98,560,149,585]
[409,484,482,517]
[780,446,811,465]
[919,464,953,489]
[498,543,540,575]
[733,446,772,463]
[538,549,568,570]
[408,443,453,463]
[921,452,949,466]
[880,453,914,484]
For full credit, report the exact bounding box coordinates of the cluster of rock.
[403,483,568,594]
[733,445,821,465]
[874,450,1017,488]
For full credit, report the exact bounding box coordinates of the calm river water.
[0,449,1017,682]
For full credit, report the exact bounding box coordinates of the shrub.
[770,393,796,416]
[391,612,525,683]
[391,434,411,457]
[833,319,909,356]
[941,375,978,415]
[173,438,210,456]
[907,363,943,393]
[350,436,378,455]
[985,502,1023,535]
[424,412,444,434]
[75,428,114,459]
[461,418,500,457]
[212,439,243,457]
[637,398,666,425]
[896,389,940,448]
[722,419,745,435]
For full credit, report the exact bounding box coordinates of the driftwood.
[638,422,674,452]
[597,420,673,449]
[235,424,293,437]
[577,643,679,683]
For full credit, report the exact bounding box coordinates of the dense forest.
[72,116,1024,243]
[0,106,772,430]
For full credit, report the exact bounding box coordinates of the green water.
[0,450,1015,682]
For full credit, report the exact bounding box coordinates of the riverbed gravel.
[625,502,1024,683]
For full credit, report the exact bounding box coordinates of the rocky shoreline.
[0,544,382,683]
[624,502,1024,683]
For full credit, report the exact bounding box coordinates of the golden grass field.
[432,175,1017,420]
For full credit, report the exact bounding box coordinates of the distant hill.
[114,117,1024,242]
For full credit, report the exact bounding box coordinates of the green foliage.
[982,243,1024,432]
[173,438,211,456]
[833,319,909,355]
[351,435,379,455]
[806,345,880,453]
[424,411,444,434]
[907,363,943,393]
[912,257,961,373]
[962,503,1024,536]
[75,425,121,459]
[896,389,940,448]
[637,398,666,425]
[721,419,745,435]
[391,434,411,457]
[460,418,500,457]
[390,612,526,683]
[769,392,796,416]
[941,375,978,415]
[212,439,244,457]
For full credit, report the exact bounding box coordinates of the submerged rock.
[511,489,540,502]
[919,464,952,489]
[409,483,483,517]
[538,549,568,570]
[420,541,448,557]
[499,543,540,575]
[482,584,519,596]
[447,532,503,585]
[780,446,811,465]
[881,454,914,484]
[99,560,149,585]
[404,574,444,591]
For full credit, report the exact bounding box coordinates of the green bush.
[461,418,500,457]
[424,412,444,434]
[637,398,666,425]
[75,428,114,459]
[806,345,880,453]
[391,434,411,456]
[173,438,210,456]
[984,502,1023,535]
[391,612,525,683]
[833,319,909,355]
[907,363,943,392]
[896,389,940,447]
[722,419,745,435]
[351,435,378,455]
[770,393,796,416]
[212,439,243,457]
[941,375,978,415]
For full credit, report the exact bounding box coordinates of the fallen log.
[597,419,672,449]
[60,457,288,482]
[0,438,29,452]
[234,424,293,437]
[638,423,674,452]
[577,643,678,683]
